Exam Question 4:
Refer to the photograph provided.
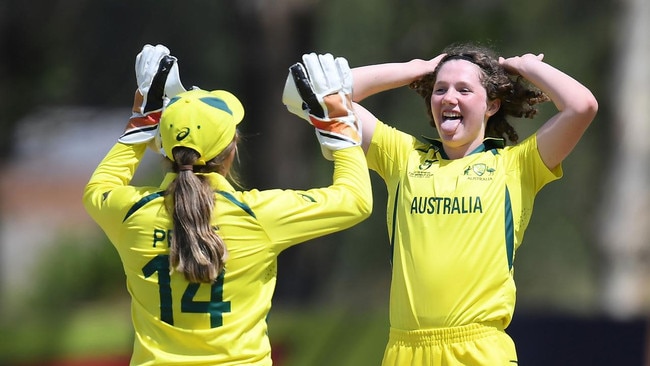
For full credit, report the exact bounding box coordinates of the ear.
[486,99,501,117]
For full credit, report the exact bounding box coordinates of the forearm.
[517,59,597,115]
[331,146,373,216]
[505,55,598,169]
[352,59,436,102]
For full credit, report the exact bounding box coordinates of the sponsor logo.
[299,193,316,202]
[419,159,436,170]
[409,159,437,178]
[176,127,190,141]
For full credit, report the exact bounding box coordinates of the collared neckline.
[421,136,505,159]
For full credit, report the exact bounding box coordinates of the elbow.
[356,176,373,219]
[359,196,373,220]
[343,189,373,223]
[584,93,599,119]
[82,185,95,213]
[82,182,104,215]
[589,97,598,118]
[578,91,599,122]
[356,190,373,221]
[565,92,598,128]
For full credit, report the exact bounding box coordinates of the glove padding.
[119,44,185,144]
[164,58,187,100]
[283,53,361,160]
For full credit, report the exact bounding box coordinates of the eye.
[433,87,447,95]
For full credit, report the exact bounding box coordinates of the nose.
[441,90,458,105]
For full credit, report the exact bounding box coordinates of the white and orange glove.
[282,53,361,160]
[119,44,186,145]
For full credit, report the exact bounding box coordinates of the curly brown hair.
[409,43,549,144]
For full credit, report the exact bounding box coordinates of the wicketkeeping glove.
[119,44,184,144]
[283,53,361,160]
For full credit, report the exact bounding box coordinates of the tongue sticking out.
[439,117,462,136]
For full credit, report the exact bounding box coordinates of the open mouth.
[442,111,462,122]
[439,111,462,135]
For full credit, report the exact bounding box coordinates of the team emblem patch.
[473,163,487,176]
[464,163,496,176]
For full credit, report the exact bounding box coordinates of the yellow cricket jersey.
[83,142,371,366]
[367,121,561,331]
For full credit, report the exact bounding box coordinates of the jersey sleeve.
[507,133,563,194]
[248,146,372,251]
[82,142,149,237]
[366,120,417,181]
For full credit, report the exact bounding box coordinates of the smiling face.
[431,59,500,158]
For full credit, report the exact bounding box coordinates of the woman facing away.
[83,44,371,365]
[284,43,597,365]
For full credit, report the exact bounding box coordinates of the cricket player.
[83,44,371,365]
[283,44,597,365]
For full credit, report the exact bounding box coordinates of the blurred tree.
[599,0,650,319]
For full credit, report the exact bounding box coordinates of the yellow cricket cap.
[159,89,245,165]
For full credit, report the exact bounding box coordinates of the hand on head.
[498,53,544,75]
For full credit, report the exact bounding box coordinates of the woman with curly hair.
[352,44,598,365]
[329,43,596,365]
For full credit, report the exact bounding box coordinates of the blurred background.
[1,0,649,365]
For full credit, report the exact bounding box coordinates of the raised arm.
[499,54,598,170]
[351,55,445,102]
[351,54,445,151]
[84,44,184,227]
[282,53,445,153]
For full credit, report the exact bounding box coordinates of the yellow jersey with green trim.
[367,121,561,331]
[83,143,371,366]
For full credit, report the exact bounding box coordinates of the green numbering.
[143,254,231,328]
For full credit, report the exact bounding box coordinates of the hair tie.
[178,165,194,172]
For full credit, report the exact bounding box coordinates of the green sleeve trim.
[123,191,165,222]
[216,191,256,219]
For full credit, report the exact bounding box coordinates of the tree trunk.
[600,0,650,321]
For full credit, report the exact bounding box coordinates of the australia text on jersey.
[411,196,483,215]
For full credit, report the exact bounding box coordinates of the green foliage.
[28,234,126,312]
[269,308,390,366]
[0,234,131,364]
[0,301,132,364]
